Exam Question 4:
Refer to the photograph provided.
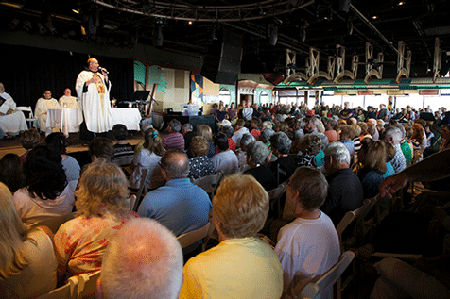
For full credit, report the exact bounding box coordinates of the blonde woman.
[196,124,216,158]
[129,128,165,190]
[180,174,283,298]
[0,182,57,298]
[54,159,138,278]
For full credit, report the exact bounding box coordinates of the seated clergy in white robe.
[59,88,78,108]
[35,90,60,132]
[0,82,27,136]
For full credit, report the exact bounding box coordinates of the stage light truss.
[92,0,314,22]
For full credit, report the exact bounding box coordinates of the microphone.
[98,66,109,75]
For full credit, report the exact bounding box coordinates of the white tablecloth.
[45,108,142,136]
[111,108,142,131]
[45,108,82,136]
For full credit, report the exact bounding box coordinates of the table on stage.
[45,108,82,137]
[45,108,142,136]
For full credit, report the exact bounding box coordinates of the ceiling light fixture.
[372,15,378,19]
[398,1,405,6]
[72,9,79,14]
[188,21,193,25]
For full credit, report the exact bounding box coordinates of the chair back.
[177,221,214,251]
[268,182,287,220]
[37,276,78,299]
[192,173,222,201]
[77,271,101,299]
[34,212,77,234]
[132,168,149,211]
[300,251,355,299]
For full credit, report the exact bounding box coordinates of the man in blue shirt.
[138,150,212,239]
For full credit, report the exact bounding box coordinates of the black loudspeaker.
[419,112,435,122]
[338,0,351,12]
[201,27,243,85]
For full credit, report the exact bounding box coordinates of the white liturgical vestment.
[76,70,113,133]
[35,98,60,131]
[59,95,78,109]
[0,92,27,134]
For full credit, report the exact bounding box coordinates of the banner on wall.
[190,75,203,104]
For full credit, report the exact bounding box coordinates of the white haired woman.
[54,159,139,279]
[0,182,57,298]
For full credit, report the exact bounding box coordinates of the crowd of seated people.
[1,99,450,298]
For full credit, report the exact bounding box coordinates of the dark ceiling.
[1,0,450,78]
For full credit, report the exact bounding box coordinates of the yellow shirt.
[180,237,284,299]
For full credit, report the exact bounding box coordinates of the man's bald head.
[160,149,189,179]
[101,218,183,299]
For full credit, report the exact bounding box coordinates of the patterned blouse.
[54,209,139,276]
[189,156,215,179]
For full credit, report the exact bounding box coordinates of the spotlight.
[210,23,218,41]
[372,15,378,19]
[268,24,278,46]
[9,18,19,29]
[23,20,32,31]
[153,19,164,47]
[398,1,405,6]
[37,23,46,35]
[188,21,193,25]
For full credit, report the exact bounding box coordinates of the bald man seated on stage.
[99,218,183,299]
[0,82,27,139]
[59,88,78,108]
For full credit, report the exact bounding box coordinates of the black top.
[269,156,297,185]
[245,166,277,191]
[183,130,196,150]
[321,168,364,225]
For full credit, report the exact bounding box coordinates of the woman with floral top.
[54,159,138,279]
[188,136,215,179]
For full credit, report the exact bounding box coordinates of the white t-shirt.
[275,211,340,299]
[211,150,238,175]
[13,184,76,228]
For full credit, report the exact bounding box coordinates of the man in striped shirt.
[163,119,185,151]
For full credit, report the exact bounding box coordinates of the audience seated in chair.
[163,119,185,151]
[54,159,139,278]
[235,133,254,168]
[0,182,58,299]
[211,132,238,175]
[45,132,80,191]
[111,124,134,169]
[99,218,183,299]
[0,153,25,193]
[179,174,284,299]
[274,167,340,299]
[244,141,277,191]
[356,138,387,199]
[129,127,165,190]
[268,132,297,184]
[384,126,407,173]
[321,142,364,225]
[19,128,41,167]
[138,150,212,252]
[188,136,215,179]
[88,137,114,161]
[13,145,75,228]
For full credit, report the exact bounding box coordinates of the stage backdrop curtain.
[0,43,134,109]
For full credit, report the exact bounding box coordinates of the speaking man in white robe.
[35,90,60,132]
[0,82,26,139]
[76,58,113,137]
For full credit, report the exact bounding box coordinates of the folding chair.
[177,221,215,252]
[37,276,78,299]
[300,251,355,299]
[16,106,36,128]
[77,271,101,299]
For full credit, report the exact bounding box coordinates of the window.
[219,89,231,106]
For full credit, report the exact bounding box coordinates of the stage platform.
[0,132,145,168]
